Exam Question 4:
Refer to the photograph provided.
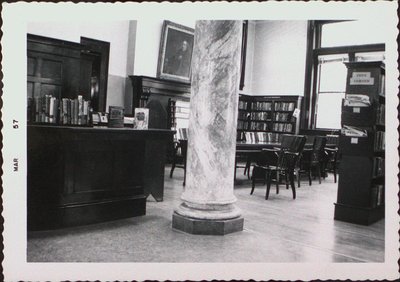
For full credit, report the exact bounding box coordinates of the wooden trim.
[80,37,110,112]
[239,20,248,91]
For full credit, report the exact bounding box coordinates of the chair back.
[311,136,327,163]
[279,151,301,171]
[281,134,307,153]
[326,134,339,146]
[278,135,306,170]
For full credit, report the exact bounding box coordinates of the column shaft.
[173,20,244,234]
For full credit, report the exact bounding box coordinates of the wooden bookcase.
[334,61,385,225]
[237,94,302,142]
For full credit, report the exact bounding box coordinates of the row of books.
[272,123,293,133]
[238,100,248,110]
[28,95,91,125]
[274,102,295,111]
[249,121,269,131]
[370,185,384,208]
[274,112,292,122]
[28,95,59,124]
[376,104,385,125]
[244,131,280,143]
[250,112,271,121]
[169,100,190,129]
[372,157,384,178]
[250,101,272,111]
[237,120,247,130]
[374,131,385,151]
[238,111,249,120]
[60,96,91,125]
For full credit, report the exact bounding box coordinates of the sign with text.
[350,72,374,85]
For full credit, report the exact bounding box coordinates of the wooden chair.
[297,136,327,186]
[323,135,339,183]
[250,135,307,199]
[170,129,188,186]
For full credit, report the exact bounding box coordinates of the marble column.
[172,21,244,235]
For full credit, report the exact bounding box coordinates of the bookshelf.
[237,94,302,142]
[168,99,190,140]
[334,61,385,225]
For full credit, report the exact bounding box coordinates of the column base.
[172,212,244,235]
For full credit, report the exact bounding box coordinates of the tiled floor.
[27,165,384,262]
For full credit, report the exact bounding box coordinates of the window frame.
[302,20,385,131]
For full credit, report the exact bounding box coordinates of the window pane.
[321,20,386,48]
[318,54,348,92]
[316,92,345,129]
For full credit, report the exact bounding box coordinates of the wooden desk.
[27,125,174,230]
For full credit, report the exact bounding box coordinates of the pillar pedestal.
[172,213,244,235]
[172,20,244,235]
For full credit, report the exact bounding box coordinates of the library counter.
[27,125,175,230]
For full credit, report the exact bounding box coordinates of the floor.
[27,165,385,263]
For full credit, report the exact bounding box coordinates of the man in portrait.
[163,39,192,77]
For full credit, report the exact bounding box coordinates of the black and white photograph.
[1,1,399,281]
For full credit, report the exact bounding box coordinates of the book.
[134,108,149,129]
[108,106,124,128]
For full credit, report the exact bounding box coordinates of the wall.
[27,21,132,110]
[249,20,308,96]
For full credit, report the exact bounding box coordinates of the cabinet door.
[27,45,81,100]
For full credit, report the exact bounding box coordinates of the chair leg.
[266,170,272,200]
[170,162,176,178]
[183,158,187,186]
[296,169,300,188]
[317,164,321,184]
[289,170,296,199]
[250,168,256,195]
[245,158,251,179]
[285,173,289,190]
[333,166,337,183]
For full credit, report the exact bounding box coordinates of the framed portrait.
[157,20,194,83]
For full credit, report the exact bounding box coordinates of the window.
[304,21,385,130]
[315,54,348,129]
[321,20,387,48]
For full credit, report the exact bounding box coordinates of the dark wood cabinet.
[27,125,175,230]
[27,34,82,102]
[334,61,385,225]
[27,34,109,124]
[128,75,190,123]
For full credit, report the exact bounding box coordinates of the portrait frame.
[157,20,194,83]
